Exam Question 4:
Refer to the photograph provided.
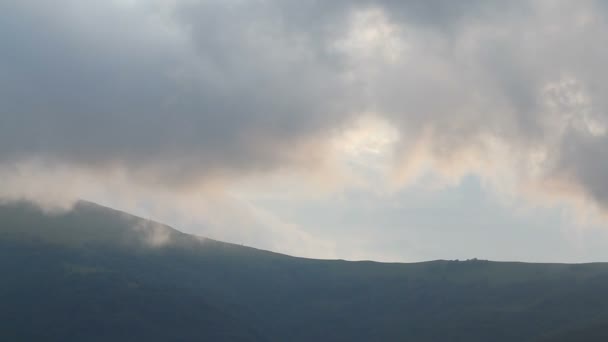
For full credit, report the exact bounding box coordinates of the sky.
[3,0,608,262]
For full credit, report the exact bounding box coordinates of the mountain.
[1,200,608,341]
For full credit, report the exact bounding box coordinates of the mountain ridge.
[2,200,608,341]
[5,199,599,266]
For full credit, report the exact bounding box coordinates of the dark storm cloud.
[2,0,608,210]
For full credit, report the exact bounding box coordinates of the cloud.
[133,219,174,248]
[0,0,360,187]
[2,0,608,219]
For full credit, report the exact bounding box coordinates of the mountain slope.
[2,200,608,341]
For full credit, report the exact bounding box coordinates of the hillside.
[1,200,608,341]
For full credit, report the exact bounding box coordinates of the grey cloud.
[2,0,608,212]
[0,0,361,183]
[554,132,608,207]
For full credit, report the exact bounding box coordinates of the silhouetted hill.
[1,200,608,341]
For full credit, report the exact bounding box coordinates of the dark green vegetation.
[1,201,608,341]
